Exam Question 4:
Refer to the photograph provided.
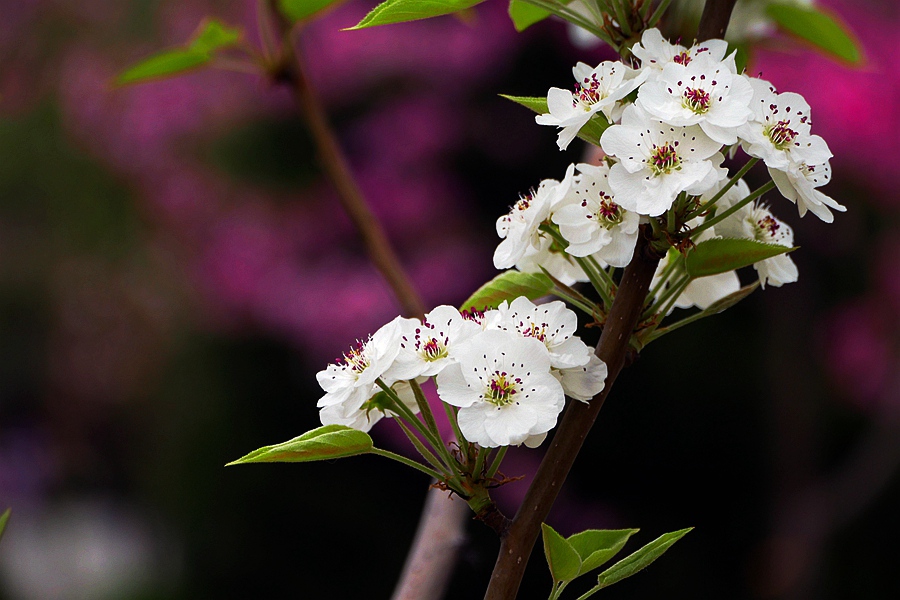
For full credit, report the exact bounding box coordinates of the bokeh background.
[0,0,897,598]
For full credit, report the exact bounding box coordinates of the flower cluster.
[501,27,842,309]
[317,298,607,447]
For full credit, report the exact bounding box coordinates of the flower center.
[522,322,548,342]
[341,341,370,373]
[486,372,521,407]
[649,142,681,175]
[765,119,798,150]
[461,308,485,323]
[756,215,780,239]
[573,75,604,109]
[673,51,691,65]
[682,87,711,114]
[419,337,448,361]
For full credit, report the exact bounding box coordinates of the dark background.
[0,0,898,598]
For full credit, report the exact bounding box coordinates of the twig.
[264,5,465,599]
[268,6,426,319]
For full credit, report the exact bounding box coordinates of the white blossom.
[717,201,799,288]
[319,380,418,431]
[554,354,607,403]
[738,78,831,171]
[632,28,731,75]
[436,330,565,447]
[494,164,575,270]
[385,306,482,381]
[636,54,753,145]
[769,159,846,223]
[493,297,590,369]
[316,316,409,430]
[552,162,640,266]
[515,235,588,286]
[536,61,647,150]
[601,104,726,216]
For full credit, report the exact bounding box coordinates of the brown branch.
[269,9,426,319]
[483,232,662,600]
[697,0,739,42]
[391,488,470,600]
[264,6,463,600]
[482,3,739,596]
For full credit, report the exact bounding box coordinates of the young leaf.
[499,95,610,145]
[542,523,582,584]
[594,528,692,589]
[188,20,242,53]
[348,0,486,30]
[461,270,553,312]
[117,19,243,85]
[508,0,550,31]
[0,509,9,544]
[766,4,862,64]
[684,238,795,279]
[568,528,639,576]
[279,0,344,22]
[226,425,373,465]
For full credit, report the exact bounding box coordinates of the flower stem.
[486,446,508,480]
[691,179,776,236]
[685,157,759,221]
[371,448,446,481]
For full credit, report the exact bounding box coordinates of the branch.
[483,231,662,599]
[483,2,739,596]
[264,5,464,600]
[269,9,426,319]
[391,488,470,600]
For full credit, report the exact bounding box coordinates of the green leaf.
[595,528,692,589]
[279,0,345,22]
[348,0,486,30]
[461,270,553,312]
[188,20,242,53]
[766,4,862,64]
[117,19,242,85]
[500,95,610,146]
[0,509,9,544]
[568,528,639,576]
[684,238,796,279]
[227,425,373,465]
[508,0,550,31]
[542,523,582,584]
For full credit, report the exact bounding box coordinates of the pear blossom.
[636,55,753,145]
[717,201,798,288]
[493,297,590,369]
[492,297,607,402]
[385,306,482,381]
[536,61,647,151]
[514,235,588,286]
[769,159,846,223]
[554,354,607,402]
[316,316,409,430]
[436,329,565,447]
[600,104,726,216]
[632,28,731,75]
[494,165,575,270]
[738,78,831,172]
[319,380,419,432]
[552,162,640,266]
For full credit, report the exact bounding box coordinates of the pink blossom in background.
[753,0,900,202]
